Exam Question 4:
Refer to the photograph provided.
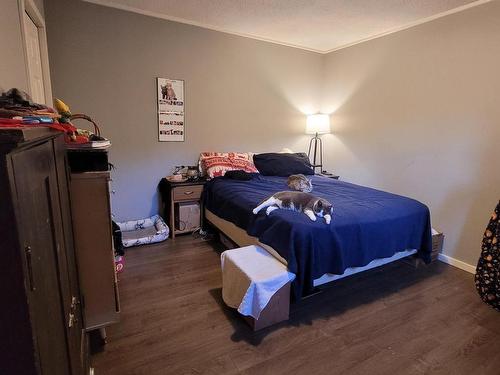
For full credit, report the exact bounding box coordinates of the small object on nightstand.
[186,166,200,180]
[171,165,200,182]
[318,171,340,180]
[166,175,188,183]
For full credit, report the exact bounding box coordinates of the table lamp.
[306,113,330,173]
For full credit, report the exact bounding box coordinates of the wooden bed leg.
[402,255,425,268]
[301,287,323,299]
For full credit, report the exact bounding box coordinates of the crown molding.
[83,0,492,55]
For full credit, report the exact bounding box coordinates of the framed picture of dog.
[157,78,185,142]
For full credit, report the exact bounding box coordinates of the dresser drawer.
[173,185,203,201]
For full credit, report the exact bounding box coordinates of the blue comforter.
[203,174,432,300]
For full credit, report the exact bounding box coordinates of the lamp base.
[307,133,323,174]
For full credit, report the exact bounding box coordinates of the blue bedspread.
[203,174,432,300]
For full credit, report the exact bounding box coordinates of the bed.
[203,173,432,300]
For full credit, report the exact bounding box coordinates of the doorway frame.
[18,0,53,105]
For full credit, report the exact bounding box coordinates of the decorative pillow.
[199,152,258,178]
[253,152,314,176]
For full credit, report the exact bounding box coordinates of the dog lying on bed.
[253,191,333,224]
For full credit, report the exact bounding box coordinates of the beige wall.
[45,0,322,221]
[45,0,498,267]
[322,0,500,267]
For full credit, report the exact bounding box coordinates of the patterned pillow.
[199,152,258,178]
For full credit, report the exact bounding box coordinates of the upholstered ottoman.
[221,245,295,330]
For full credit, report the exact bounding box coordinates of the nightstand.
[158,178,207,238]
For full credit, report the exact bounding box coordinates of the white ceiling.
[84,0,485,53]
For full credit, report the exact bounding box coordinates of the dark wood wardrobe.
[0,128,89,375]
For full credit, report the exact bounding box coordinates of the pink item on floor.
[115,256,125,273]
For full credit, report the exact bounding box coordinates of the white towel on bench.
[221,245,296,319]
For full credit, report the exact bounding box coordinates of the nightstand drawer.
[173,185,203,201]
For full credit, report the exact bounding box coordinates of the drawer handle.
[184,191,194,195]
[25,246,36,291]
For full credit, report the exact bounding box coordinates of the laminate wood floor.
[92,236,500,375]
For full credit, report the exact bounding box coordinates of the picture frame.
[157,77,185,142]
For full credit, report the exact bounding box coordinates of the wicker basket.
[70,114,101,136]
[431,231,444,261]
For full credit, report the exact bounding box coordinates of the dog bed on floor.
[116,215,169,248]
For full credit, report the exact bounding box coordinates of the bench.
[221,245,295,330]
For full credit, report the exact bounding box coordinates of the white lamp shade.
[306,114,330,135]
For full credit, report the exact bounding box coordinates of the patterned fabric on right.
[475,201,500,311]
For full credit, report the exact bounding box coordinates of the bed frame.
[205,208,417,289]
[206,207,421,330]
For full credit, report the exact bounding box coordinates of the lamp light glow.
[306,114,330,135]
[305,113,330,173]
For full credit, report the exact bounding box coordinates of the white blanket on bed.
[221,245,296,319]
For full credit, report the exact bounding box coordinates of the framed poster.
[157,78,185,142]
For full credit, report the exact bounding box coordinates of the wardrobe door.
[71,171,119,330]
[11,141,71,375]
[53,137,87,374]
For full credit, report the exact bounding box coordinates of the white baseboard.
[438,253,476,274]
